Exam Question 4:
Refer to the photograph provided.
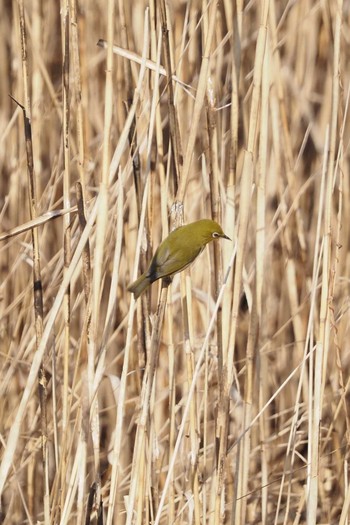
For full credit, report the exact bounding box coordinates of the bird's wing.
[151,244,203,279]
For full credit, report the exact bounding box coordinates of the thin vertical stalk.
[226,0,243,186]
[308,1,343,522]
[60,1,71,516]
[255,23,270,525]
[158,0,183,194]
[88,0,115,505]
[180,272,201,525]
[125,282,169,525]
[17,1,47,521]
[69,0,87,198]
[233,297,258,524]
[176,0,218,204]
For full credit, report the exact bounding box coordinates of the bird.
[128,219,230,299]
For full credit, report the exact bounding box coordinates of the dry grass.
[1,0,350,523]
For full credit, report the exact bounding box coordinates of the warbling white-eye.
[128,219,230,299]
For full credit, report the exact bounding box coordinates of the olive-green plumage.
[128,219,230,299]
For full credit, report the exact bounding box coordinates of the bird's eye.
[212,232,220,238]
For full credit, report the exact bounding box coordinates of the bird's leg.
[161,276,172,287]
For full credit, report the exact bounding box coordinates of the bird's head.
[193,219,231,244]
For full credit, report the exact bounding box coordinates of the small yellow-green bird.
[128,219,230,299]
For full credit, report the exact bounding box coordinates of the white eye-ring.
[212,232,220,238]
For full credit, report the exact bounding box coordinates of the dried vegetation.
[0,0,350,524]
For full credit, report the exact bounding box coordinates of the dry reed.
[1,1,350,524]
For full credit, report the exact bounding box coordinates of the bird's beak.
[222,233,231,241]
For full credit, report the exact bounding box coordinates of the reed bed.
[0,0,350,523]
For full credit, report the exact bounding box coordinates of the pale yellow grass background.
[0,0,350,524]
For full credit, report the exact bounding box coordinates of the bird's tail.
[127,274,151,299]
